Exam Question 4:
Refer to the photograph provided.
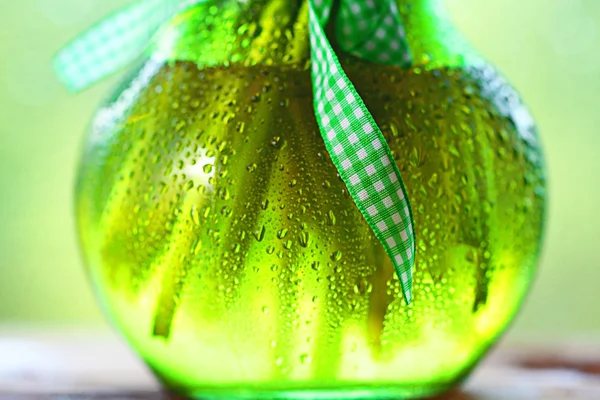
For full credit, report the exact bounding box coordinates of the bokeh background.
[0,0,598,339]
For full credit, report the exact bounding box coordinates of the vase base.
[173,383,455,400]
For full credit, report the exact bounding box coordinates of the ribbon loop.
[336,0,411,65]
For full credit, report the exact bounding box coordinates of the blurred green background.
[0,0,598,338]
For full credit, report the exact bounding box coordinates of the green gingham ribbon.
[54,0,417,303]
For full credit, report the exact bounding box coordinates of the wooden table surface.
[0,327,598,399]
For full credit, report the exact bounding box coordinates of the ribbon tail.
[308,0,416,304]
[53,0,202,92]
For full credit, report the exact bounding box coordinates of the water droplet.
[427,173,438,188]
[160,181,169,194]
[277,228,288,239]
[466,249,476,262]
[247,163,257,172]
[409,147,421,167]
[327,210,336,226]
[448,145,460,157]
[191,238,201,255]
[203,164,213,173]
[390,121,401,138]
[299,231,311,248]
[217,187,230,200]
[261,306,269,314]
[254,225,266,242]
[330,250,342,262]
[190,205,200,225]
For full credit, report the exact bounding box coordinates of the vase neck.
[155,0,477,68]
[398,0,477,66]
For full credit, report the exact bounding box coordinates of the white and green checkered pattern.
[309,0,415,303]
[53,0,206,92]
[54,0,416,303]
[335,0,411,64]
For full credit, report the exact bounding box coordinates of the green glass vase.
[75,0,546,398]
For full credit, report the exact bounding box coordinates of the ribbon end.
[52,55,83,94]
[400,279,413,305]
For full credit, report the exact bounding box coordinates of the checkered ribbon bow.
[54,0,417,303]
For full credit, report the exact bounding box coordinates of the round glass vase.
[75,0,546,398]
